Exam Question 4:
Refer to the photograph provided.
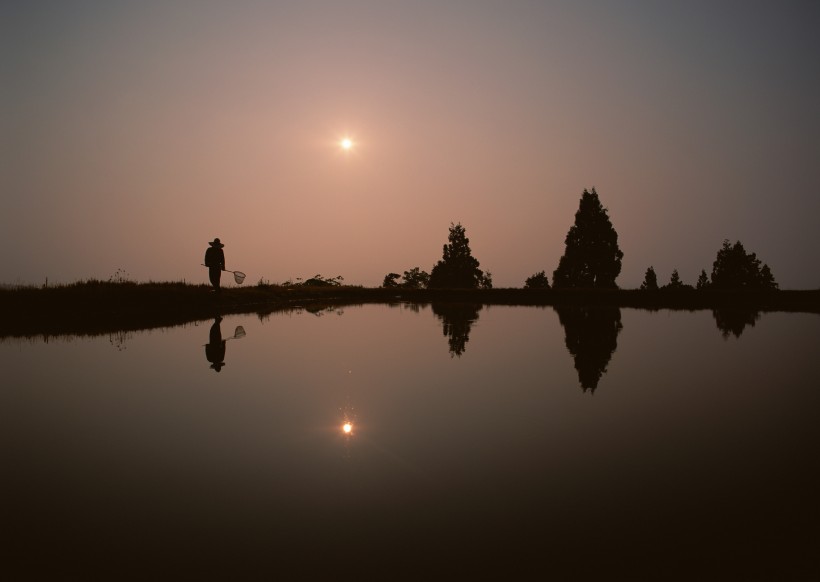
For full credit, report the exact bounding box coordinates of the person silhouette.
[204,238,226,291]
[205,316,227,372]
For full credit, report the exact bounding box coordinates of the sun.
[340,138,353,151]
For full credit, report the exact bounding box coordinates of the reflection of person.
[205,316,227,372]
[204,238,226,291]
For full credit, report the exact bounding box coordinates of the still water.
[3,304,819,580]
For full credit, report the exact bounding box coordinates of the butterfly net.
[233,271,246,284]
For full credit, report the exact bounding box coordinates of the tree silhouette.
[696,269,710,290]
[553,188,623,288]
[640,266,658,291]
[382,273,401,288]
[382,267,431,288]
[429,223,488,289]
[758,264,776,289]
[669,270,682,287]
[402,267,430,289]
[431,303,483,357]
[663,269,691,290]
[710,240,778,290]
[524,271,551,289]
[555,305,623,393]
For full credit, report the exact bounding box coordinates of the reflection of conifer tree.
[712,308,760,339]
[431,303,483,357]
[555,306,623,393]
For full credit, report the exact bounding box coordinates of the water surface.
[3,304,818,580]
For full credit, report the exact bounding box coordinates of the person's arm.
[219,249,226,270]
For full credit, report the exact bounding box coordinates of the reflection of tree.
[555,306,623,393]
[712,308,760,339]
[431,303,483,357]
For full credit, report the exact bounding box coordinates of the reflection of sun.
[340,138,353,150]
[342,422,353,434]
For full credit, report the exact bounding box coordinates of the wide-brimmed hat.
[209,238,224,248]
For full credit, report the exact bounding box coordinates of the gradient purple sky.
[3,1,819,288]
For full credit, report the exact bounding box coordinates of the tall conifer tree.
[553,188,623,288]
[429,223,486,288]
[640,266,658,291]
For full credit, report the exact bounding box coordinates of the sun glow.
[340,138,353,150]
[342,422,353,434]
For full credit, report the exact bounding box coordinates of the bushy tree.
[696,269,710,290]
[302,274,343,286]
[640,266,658,291]
[524,271,551,289]
[402,267,430,289]
[710,240,778,290]
[382,273,401,288]
[383,268,431,288]
[429,223,487,289]
[553,188,623,288]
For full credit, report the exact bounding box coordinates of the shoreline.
[2,281,818,338]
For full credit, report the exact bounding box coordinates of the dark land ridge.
[1,281,819,339]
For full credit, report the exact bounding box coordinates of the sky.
[3,0,820,289]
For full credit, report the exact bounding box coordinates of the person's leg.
[209,267,221,290]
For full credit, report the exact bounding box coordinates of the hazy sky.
[3,0,819,288]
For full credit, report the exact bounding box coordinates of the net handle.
[201,264,246,285]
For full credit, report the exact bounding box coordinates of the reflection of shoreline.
[431,303,483,357]
[4,285,817,338]
[555,305,623,394]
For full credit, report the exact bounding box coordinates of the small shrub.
[524,271,550,289]
[302,274,344,287]
[108,268,133,284]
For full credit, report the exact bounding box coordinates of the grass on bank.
[1,278,819,338]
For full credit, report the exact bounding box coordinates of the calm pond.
[3,304,818,580]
